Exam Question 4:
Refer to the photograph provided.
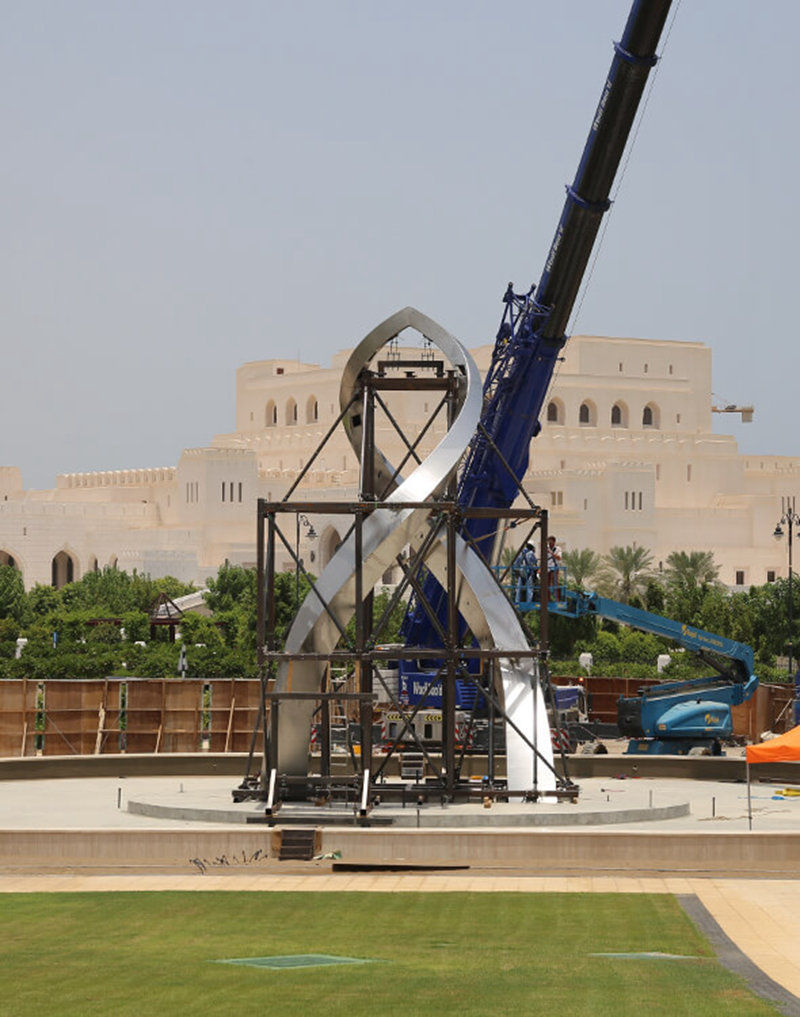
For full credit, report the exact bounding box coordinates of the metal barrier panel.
[160,681,203,753]
[0,678,264,757]
[580,676,657,724]
[42,680,107,756]
[733,683,794,740]
[124,680,165,754]
[8,674,784,756]
[125,679,204,754]
[208,679,263,753]
[0,680,40,757]
[98,681,123,754]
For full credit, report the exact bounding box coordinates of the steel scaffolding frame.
[234,357,575,814]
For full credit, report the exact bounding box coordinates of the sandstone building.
[1,333,796,591]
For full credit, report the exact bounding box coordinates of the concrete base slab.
[125,783,690,828]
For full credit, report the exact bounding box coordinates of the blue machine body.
[399,1,673,679]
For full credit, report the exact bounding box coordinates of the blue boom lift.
[522,582,758,755]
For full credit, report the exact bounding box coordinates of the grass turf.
[0,892,780,1017]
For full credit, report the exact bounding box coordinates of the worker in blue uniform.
[515,543,538,605]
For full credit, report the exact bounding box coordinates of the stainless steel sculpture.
[272,307,555,794]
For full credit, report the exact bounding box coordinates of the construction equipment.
[256,0,675,805]
[400,0,673,672]
[524,587,758,755]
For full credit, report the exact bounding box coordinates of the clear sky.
[3,1,798,490]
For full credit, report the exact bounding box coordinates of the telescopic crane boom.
[402,0,673,650]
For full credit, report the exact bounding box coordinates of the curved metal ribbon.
[274,307,554,793]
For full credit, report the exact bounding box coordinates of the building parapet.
[529,461,648,479]
[57,468,176,489]
[0,467,23,494]
[743,457,800,473]
[181,446,255,460]
[238,357,321,378]
[213,431,324,449]
[0,500,155,519]
[546,426,732,446]
[258,467,354,486]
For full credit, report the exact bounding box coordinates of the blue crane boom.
[402,0,673,652]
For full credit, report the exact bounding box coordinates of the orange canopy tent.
[745,725,800,828]
[746,725,800,764]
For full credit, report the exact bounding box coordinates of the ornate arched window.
[579,401,596,426]
[51,550,77,589]
[319,525,343,570]
[611,402,628,427]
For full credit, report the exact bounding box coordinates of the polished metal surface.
[274,307,554,792]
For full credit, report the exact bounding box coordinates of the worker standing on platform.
[515,543,538,605]
[547,535,562,600]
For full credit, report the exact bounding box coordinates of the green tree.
[204,562,257,614]
[85,622,122,646]
[27,584,59,618]
[183,644,256,678]
[129,642,180,678]
[0,565,26,622]
[121,610,150,643]
[525,609,596,659]
[597,545,654,604]
[500,546,519,569]
[664,549,720,589]
[0,616,20,647]
[178,613,225,649]
[369,590,409,646]
[738,578,799,668]
[59,567,194,615]
[643,578,666,614]
[619,629,664,664]
[577,629,621,663]
[663,550,721,622]
[691,585,735,639]
[561,548,602,590]
[204,562,305,655]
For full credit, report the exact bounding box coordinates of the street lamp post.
[295,513,317,609]
[773,495,800,675]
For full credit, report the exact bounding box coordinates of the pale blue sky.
[3,1,798,489]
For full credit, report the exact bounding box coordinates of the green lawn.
[0,892,779,1017]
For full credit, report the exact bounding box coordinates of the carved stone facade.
[1,334,797,590]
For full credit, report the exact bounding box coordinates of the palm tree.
[664,550,720,591]
[663,549,721,624]
[500,546,518,569]
[597,545,654,603]
[561,547,602,590]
